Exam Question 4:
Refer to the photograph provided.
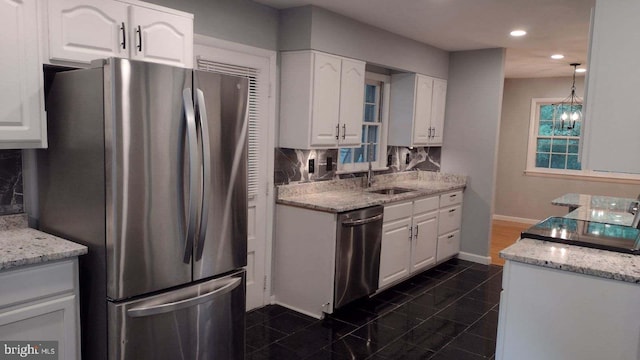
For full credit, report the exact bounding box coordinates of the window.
[527,98,583,173]
[339,73,390,172]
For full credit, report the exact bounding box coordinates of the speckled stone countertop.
[0,214,87,271]
[500,238,640,284]
[276,171,467,213]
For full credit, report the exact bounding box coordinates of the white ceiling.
[254,0,595,78]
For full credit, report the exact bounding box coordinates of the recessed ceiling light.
[575,68,587,73]
[551,54,565,60]
[510,29,527,37]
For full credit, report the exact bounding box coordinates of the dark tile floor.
[246,259,502,359]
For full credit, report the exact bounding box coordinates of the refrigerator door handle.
[195,89,211,261]
[126,277,242,318]
[183,88,198,264]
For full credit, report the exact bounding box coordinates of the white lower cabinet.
[379,191,464,289]
[496,260,640,360]
[0,259,81,360]
[436,191,463,262]
[379,196,439,289]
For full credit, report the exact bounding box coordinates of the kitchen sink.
[367,187,414,195]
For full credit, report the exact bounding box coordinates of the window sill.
[524,169,640,184]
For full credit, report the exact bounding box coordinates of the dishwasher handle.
[341,213,383,227]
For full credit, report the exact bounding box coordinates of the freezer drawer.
[108,270,245,360]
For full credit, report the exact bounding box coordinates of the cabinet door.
[379,217,412,288]
[338,58,365,146]
[310,52,342,147]
[0,0,46,148]
[429,79,447,145]
[48,0,128,63]
[129,5,193,68]
[583,0,640,174]
[411,210,438,272]
[0,295,79,360]
[412,75,433,145]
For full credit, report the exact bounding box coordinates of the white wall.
[279,6,449,79]
[146,0,279,50]
[495,77,639,221]
[441,48,506,260]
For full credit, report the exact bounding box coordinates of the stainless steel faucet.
[366,141,374,188]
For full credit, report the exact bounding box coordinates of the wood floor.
[490,219,532,266]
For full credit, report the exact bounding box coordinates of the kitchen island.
[0,214,87,360]
[496,195,640,360]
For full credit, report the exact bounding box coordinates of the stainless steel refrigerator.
[35,58,248,360]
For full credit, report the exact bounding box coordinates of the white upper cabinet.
[47,0,128,63]
[582,0,640,174]
[128,4,193,68]
[339,58,366,146]
[0,0,46,149]
[389,73,447,147]
[309,52,342,147]
[46,0,193,68]
[279,50,366,149]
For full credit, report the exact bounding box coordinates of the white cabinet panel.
[438,205,462,235]
[0,295,78,360]
[411,210,438,272]
[582,0,640,174]
[339,58,366,146]
[310,52,342,146]
[0,0,46,149]
[389,73,447,147]
[379,195,443,289]
[48,0,128,63]
[439,191,462,208]
[0,259,81,360]
[46,0,193,68]
[129,4,193,68]
[413,75,433,145]
[496,261,640,360]
[379,217,412,288]
[430,79,447,145]
[436,230,460,262]
[279,50,365,149]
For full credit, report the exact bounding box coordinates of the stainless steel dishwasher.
[334,205,384,309]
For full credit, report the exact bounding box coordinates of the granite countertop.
[276,171,467,213]
[0,214,88,271]
[500,238,640,284]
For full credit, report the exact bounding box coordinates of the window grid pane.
[534,102,582,171]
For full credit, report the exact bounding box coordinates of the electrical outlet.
[308,159,315,173]
[326,157,333,171]
[405,153,411,164]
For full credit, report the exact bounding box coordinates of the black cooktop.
[521,217,640,255]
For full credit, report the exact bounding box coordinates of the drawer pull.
[448,209,456,213]
[447,234,455,239]
[449,194,457,198]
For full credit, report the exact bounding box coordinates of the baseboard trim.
[492,214,539,224]
[457,252,492,265]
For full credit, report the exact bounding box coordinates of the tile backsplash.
[274,146,441,185]
[0,150,23,215]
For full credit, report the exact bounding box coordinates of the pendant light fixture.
[558,63,583,130]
